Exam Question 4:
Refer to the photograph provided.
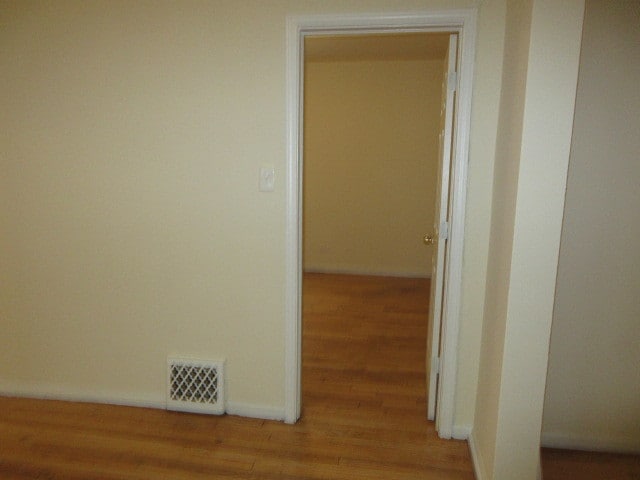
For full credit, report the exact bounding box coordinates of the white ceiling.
[304,33,451,62]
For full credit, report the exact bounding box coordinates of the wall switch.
[259,166,275,192]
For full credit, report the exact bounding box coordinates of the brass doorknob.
[424,234,435,245]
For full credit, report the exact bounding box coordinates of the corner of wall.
[468,428,489,480]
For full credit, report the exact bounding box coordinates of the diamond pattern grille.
[167,358,225,414]
[170,364,218,404]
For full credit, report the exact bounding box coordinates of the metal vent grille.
[167,357,225,415]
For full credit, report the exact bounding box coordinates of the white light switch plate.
[259,166,275,192]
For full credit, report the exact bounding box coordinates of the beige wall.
[0,0,291,409]
[472,1,534,474]
[2,3,590,467]
[303,56,443,277]
[543,0,640,453]
[473,1,533,473]
[472,0,584,478]
[454,0,506,432]
[1,0,494,418]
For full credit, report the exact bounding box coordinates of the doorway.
[302,32,448,426]
[302,33,448,281]
[284,12,476,439]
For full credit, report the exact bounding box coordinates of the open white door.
[426,33,457,422]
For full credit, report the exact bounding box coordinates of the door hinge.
[432,356,440,376]
[440,221,449,241]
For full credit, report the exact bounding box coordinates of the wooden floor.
[0,273,637,479]
[0,273,474,479]
[302,273,474,479]
[542,448,640,480]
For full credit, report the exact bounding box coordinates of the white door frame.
[284,9,477,439]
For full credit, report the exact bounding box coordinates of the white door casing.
[284,10,477,439]
[427,33,458,423]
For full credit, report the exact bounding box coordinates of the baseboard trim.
[225,401,285,421]
[0,385,286,422]
[303,267,430,279]
[0,385,164,410]
[452,424,472,440]
[468,429,487,480]
[541,431,640,454]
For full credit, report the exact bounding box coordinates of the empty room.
[0,1,638,479]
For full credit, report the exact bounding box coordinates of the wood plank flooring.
[302,273,474,479]
[0,273,474,479]
[541,447,640,480]
[2,272,635,479]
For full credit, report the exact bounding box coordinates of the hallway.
[301,272,473,478]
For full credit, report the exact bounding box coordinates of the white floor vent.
[166,357,225,415]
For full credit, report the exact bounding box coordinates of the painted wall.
[1,0,499,420]
[303,56,443,277]
[472,0,584,478]
[542,0,640,454]
[472,0,534,473]
[454,0,505,434]
[0,0,292,413]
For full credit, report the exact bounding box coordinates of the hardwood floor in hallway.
[302,273,474,479]
[0,272,475,479]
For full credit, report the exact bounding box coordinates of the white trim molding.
[225,402,286,422]
[0,384,165,411]
[452,424,472,440]
[468,429,487,480]
[0,384,287,422]
[284,9,477,435]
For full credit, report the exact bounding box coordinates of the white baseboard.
[303,267,430,279]
[225,401,285,421]
[452,424,472,439]
[0,384,164,410]
[541,430,640,454]
[0,384,286,422]
[468,429,487,480]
